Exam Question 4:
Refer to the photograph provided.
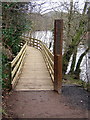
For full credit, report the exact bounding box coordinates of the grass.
[63,74,90,91]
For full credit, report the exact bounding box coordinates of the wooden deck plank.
[15,46,54,91]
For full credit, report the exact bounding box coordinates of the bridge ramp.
[15,46,54,91]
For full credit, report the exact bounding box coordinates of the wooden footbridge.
[9,20,63,93]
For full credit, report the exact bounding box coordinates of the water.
[31,31,54,52]
[29,31,89,82]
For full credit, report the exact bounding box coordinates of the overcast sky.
[2,0,89,14]
[30,0,86,14]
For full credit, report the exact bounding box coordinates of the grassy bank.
[63,74,90,91]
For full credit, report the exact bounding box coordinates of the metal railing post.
[54,19,63,93]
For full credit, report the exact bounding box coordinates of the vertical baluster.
[9,62,12,90]
[37,40,38,49]
[29,37,31,46]
[33,38,34,47]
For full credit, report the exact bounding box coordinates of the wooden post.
[37,40,39,49]
[33,39,34,47]
[54,20,63,93]
[9,62,12,90]
[29,37,31,46]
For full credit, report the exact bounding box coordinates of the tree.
[2,2,31,89]
[62,1,89,75]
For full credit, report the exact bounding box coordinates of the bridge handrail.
[22,36,54,82]
[41,43,54,81]
[10,42,27,88]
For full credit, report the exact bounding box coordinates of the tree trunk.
[74,48,89,77]
[63,26,85,74]
[69,47,77,74]
[67,0,73,45]
[86,7,90,91]
[63,2,88,74]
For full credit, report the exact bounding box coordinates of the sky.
[30,0,86,14]
[2,0,89,14]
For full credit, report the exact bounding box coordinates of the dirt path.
[3,85,90,119]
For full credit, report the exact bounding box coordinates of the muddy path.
[3,85,90,119]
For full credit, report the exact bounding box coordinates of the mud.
[3,85,90,119]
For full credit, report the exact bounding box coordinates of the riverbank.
[63,74,90,91]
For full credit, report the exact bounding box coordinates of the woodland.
[1,1,90,118]
[1,1,90,91]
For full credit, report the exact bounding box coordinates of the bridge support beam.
[54,20,63,93]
